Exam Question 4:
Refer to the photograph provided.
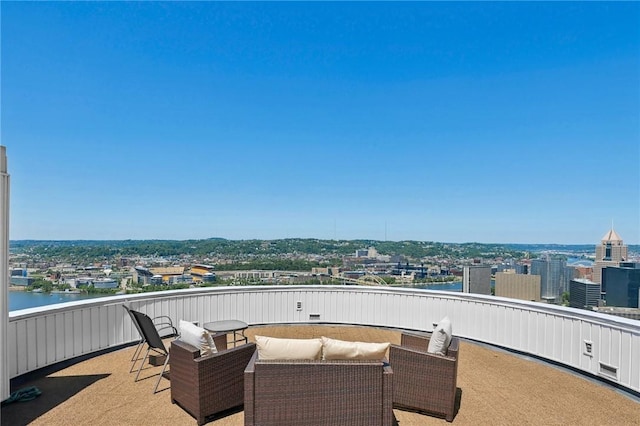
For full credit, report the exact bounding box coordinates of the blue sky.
[2,2,639,244]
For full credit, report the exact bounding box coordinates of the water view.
[9,290,112,311]
[9,282,468,312]
[9,281,468,311]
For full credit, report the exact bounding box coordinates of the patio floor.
[2,324,639,425]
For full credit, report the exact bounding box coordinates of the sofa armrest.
[195,341,256,361]
[171,340,256,424]
[390,339,459,421]
[401,332,459,358]
[171,339,200,359]
[244,350,258,374]
[401,332,431,352]
[192,342,256,386]
[391,344,457,367]
[447,336,459,359]
[382,360,394,426]
[243,351,259,426]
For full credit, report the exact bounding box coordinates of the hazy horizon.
[8,237,638,249]
[3,2,639,244]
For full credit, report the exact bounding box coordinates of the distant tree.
[29,278,53,292]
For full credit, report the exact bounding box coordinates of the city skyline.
[2,2,639,244]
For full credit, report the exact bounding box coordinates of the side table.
[203,320,249,351]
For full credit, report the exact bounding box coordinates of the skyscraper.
[569,278,601,309]
[593,227,628,284]
[462,265,491,295]
[495,272,541,302]
[602,263,640,308]
[530,256,574,303]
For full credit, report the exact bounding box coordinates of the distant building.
[355,249,368,258]
[530,257,574,303]
[592,306,640,321]
[495,272,541,302]
[495,259,529,275]
[73,277,118,289]
[569,278,601,310]
[190,264,216,283]
[495,259,518,273]
[9,276,34,286]
[93,278,118,289]
[149,266,187,285]
[593,227,628,284]
[572,266,594,281]
[133,266,153,285]
[391,262,429,279]
[355,247,378,258]
[10,268,26,277]
[235,270,275,280]
[10,268,32,286]
[311,267,341,276]
[602,262,640,308]
[462,265,491,295]
[75,277,93,287]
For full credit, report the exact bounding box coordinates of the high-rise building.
[530,256,574,303]
[569,278,601,309]
[462,265,491,295]
[495,272,541,302]
[593,228,628,284]
[602,263,640,308]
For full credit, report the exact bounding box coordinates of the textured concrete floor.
[2,324,639,426]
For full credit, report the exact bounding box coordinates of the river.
[9,290,111,311]
[9,281,473,312]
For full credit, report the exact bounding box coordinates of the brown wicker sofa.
[389,332,459,422]
[244,350,394,426]
[170,340,256,425]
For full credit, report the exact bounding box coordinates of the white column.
[0,146,9,402]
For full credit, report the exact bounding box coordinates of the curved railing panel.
[7,286,640,393]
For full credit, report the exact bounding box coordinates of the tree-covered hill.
[9,238,532,261]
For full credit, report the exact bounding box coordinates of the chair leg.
[135,347,151,382]
[129,340,144,373]
[153,353,170,394]
[130,339,143,361]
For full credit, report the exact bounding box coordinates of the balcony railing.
[7,285,640,394]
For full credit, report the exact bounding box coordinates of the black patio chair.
[123,304,177,373]
[131,309,172,393]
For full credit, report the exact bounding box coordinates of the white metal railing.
[7,285,640,394]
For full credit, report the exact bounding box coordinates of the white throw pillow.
[179,320,217,356]
[321,336,390,360]
[427,316,452,356]
[255,335,323,360]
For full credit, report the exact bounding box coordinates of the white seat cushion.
[427,316,452,356]
[179,319,217,356]
[255,335,323,360]
[321,336,390,360]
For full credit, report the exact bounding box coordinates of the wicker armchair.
[170,340,256,425]
[244,351,394,426]
[389,332,459,422]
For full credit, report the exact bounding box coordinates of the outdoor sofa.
[244,335,394,426]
